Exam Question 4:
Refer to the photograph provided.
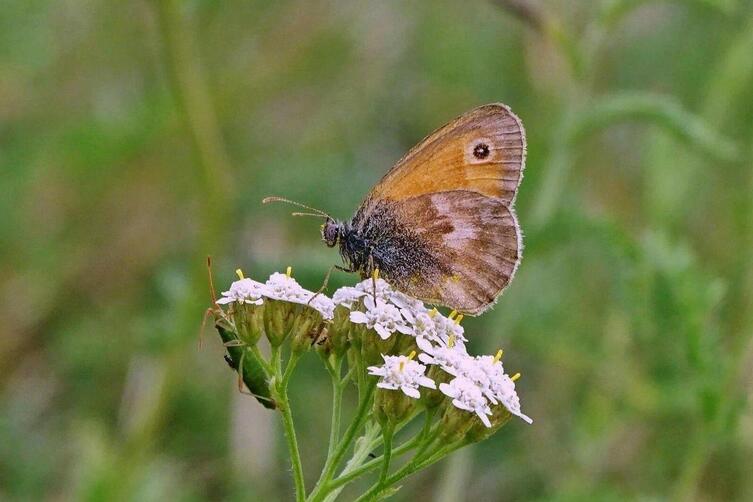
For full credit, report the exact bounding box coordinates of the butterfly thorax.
[338,200,448,282]
[336,221,371,278]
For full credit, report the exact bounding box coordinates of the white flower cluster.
[218,273,531,428]
[338,278,532,427]
[217,271,335,320]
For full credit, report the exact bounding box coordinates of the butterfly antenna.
[262,196,330,218]
[206,256,218,305]
[291,212,330,219]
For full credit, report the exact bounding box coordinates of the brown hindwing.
[354,190,521,314]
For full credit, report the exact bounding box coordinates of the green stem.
[127,2,235,490]
[278,387,306,502]
[315,423,381,502]
[310,356,344,496]
[353,441,463,502]
[355,348,366,400]
[152,0,234,243]
[411,418,442,462]
[251,346,273,375]
[308,383,376,501]
[324,427,423,493]
[275,349,304,501]
[271,345,284,379]
[378,423,395,485]
[282,352,301,388]
[327,357,344,457]
[329,383,375,477]
[315,412,438,500]
[340,364,356,386]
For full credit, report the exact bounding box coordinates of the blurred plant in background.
[2,0,753,500]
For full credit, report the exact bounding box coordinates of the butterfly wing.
[354,191,520,315]
[348,103,526,313]
[365,103,526,206]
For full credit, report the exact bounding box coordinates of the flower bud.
[437,376,493,442]
[421,365,453,409]
[215,276,266,346]
[464,405,512,443]
[290,308,328,354]
[327,305,352,357]
[438,404,476,443]
[394,332,418,354]
[233,303,265,346]
[373,387,416,426]
[361,331,397,366]
[262,270,331,347]
[263,300,294,346]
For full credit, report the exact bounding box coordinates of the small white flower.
[349,295,414,340]
[367,354,436,399]
[354,277,394,302]
[332,286,367,309]
[216,278,265,305]
[439,376,493,428]
[469,355,505,404]
[433,313,468,349]
[303,292,336,320]
[389,291,427,316]
[264,272,310,303]
[489,373,533,424]
[401,310,438,343]
[418,343,469,375]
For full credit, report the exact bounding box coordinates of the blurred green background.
[2,0,753,500]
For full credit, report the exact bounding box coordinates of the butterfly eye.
[472,142,490,159]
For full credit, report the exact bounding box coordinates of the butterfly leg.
[308,264,337,305]
[368,254,379,305]
[199,307,214,350]
[335,264,356,273]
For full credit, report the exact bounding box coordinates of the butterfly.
[265,103,526,315]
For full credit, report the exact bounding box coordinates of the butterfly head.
[321,218,342,247]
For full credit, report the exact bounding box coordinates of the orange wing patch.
[368,103,526,205]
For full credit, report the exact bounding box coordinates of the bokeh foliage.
[2,0,753,500]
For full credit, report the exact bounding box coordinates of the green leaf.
[570,92,741,162]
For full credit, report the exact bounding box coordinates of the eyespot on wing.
[366,103,526,206]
